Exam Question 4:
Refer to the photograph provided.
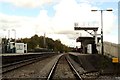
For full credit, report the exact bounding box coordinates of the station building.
[2,38,27,53]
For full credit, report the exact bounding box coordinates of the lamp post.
[2,29,7,53]
[8,30,10,39]
[12,29,16,42]
[91,9,112,55]
[3,29,7,38]
[44,32,46,48]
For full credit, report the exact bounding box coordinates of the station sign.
[112,58,119,63]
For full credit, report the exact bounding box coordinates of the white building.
[15,43,27,53]
[9,42,27,53]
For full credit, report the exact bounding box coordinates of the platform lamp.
[91,9,112,55]
[12,29,16,43]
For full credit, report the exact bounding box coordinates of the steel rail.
[47,54,83,80]
[66,56,83,80]
[2,55,53,73]
[47,54,62,80]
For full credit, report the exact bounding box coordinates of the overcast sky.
[0,0,118,47]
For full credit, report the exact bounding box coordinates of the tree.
[18,35,70,52]
[46,37,54,49]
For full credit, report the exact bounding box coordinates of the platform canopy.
[74,27,99,31]
[76,37,95,42]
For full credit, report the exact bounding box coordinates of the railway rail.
[47,54,83,80]
[2,53,56,74]
[2,52,119,80]
[46,54,112,80]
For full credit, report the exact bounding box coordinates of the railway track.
[2,53,118,80]
[2,54,55,74]
[46,54,103,80]
[47,54,83,80]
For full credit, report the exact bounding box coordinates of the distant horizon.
[1,34,119,47]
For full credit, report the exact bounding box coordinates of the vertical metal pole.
[8,30,10,44]
[101,10,104,55]
[12,29,16,42]
[14,30,16,53]
[14,30,16,42]
[3,29,6,38]
[8,30,10,53]
[44,33,46,48]
[8,30,10,39]
[94,30,97,44]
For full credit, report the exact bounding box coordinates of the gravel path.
[2,54,59,79]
